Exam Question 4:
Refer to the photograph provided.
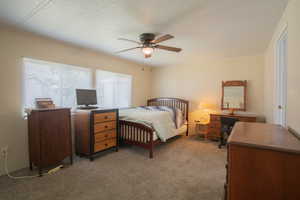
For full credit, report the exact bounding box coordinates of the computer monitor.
[76,89,98,109]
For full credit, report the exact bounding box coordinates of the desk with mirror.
[208,113,257,140]
[207,80,258,140]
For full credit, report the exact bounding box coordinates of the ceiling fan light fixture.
[142,47,154,55]
[117,33,181,57]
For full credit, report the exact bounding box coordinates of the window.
[23,58,132,110]
[23,58,92,110]
[96,70,132,108]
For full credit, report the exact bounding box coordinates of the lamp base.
[229,109,235,115]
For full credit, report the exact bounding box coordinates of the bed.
[119,98,189,158]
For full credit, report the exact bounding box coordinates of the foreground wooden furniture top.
[226,122,300,200]
[27,108,72,175]
[208,113,257,140]
[75,108,119,161]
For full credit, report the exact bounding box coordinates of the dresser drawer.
[239,117,256,122]
[94,138,116,152]
[209,121,221,128]
[94,121,116,133]
[94,130,117,142]
[94,112,116,123]
[210,115,220,121]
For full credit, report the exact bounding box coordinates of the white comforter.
[119,107,179,142]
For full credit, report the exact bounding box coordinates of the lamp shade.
[142,47,154,55]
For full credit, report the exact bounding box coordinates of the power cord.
[3,150,63,179]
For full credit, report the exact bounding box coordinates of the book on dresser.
[74,108,119,161]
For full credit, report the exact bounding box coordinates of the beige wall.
[152,55,265,132]
[264,0,300,134]
[0,25,153,175]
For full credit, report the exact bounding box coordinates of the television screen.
[76,89,97,106]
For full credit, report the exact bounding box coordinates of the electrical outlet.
[1,146,8,157]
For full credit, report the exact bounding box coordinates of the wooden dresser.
[226,122,300,200]
[27,108,72,175]
[75,109,119,161]
[208,113,257,140]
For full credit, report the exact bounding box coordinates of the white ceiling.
[0,0,288,67]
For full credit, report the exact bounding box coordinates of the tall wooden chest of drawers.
[208,113,257,140]
[27,108,73,175]
[75,109,119,161]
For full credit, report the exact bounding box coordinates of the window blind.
[96,70,132,108]
[23,58,92,110]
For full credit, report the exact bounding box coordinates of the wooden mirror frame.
[221,80,247,112]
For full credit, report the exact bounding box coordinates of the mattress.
[177,124,188,135]
[153,124,187,141]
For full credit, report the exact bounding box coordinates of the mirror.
[221,80,247,112]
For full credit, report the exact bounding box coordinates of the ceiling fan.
[116,33,182,58]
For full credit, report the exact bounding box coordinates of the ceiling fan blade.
[152,34,174,43]
[145,54,152,58]
[118,38,141,44]
[155,45,182,52]
[115,47,141,53]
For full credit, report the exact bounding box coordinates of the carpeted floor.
[0,135,226,200]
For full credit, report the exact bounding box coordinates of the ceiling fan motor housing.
[139,33,156,44]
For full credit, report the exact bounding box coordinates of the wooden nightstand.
[195,121,209,139]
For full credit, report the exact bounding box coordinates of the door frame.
[274,26,288,126]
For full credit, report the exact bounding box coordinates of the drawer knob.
[105,135,108,137]
[105,125,108,128]
[104,116,108,119]
[105,143,108,146]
